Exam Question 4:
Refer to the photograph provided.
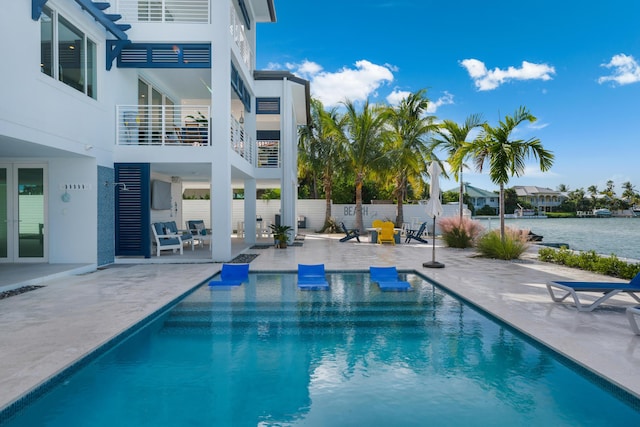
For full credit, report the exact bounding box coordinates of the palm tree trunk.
[355,177,363,233]
[395,175,405,227]
[323,174,332,231]
[499,183,505,241]
[458,170,464,221]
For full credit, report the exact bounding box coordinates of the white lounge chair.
[546,273,640,312]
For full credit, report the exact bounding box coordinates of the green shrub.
[476,227,529,260]
[438,217,484,248]
[537,247,640,280]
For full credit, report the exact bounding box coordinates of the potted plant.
[269,224,293,248]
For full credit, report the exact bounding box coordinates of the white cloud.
[284,59,395,106]
[598,54,640,85]
[386,89,411,106]
[426,91,455,113]
[386,90,454,114]
[460,59,556,91]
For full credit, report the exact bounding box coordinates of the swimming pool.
[2,271,640,426]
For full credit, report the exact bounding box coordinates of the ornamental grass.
[438,217,484,249]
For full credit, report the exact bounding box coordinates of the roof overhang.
[254,70,311,125]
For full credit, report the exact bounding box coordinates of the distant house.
[447,184,500,213]
[512,186,566,213]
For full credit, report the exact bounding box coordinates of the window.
[40,6,97,99]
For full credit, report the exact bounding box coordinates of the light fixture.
[239,110,244,124]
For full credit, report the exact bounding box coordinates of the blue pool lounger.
[209,263,250,287]
[546,273,640,312]
[297,264,330,290]
[369,266,412,291]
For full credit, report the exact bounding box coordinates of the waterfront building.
[0,0,310,265]
[458,183,500,214]
[513,186,566,213]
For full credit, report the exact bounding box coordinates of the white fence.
[182,200,462,235]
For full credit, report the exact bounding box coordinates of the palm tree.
[587,185,599,208]
[383,89,438,227]
[557,184,569,192]
[298,98,344,232]
[622,181,637,205]
[457,106,554,239]
[432,113,485,221]
[339,99,387,232]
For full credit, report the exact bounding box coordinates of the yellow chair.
[372,219,384,229]
[377,221,397,245]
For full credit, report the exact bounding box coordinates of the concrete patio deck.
[1,233,639,415]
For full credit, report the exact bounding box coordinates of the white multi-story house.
[0,0,310,266]
[513,186,565,213]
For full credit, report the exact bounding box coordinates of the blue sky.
[257,0,640,196]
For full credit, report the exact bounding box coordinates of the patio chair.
[164,221,194,251]
[377,222,397,245]
[546,273,640,311]
[369,266,412,291]
[405,222,428,244]
[339,222,360,243]
[297,264,330,290]
[151,222,184,257]
[187,220,211,248]
[209,263,250,287]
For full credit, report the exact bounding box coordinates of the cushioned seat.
[369,266,412,291]
[297,264,330,290]
[209,263,250,287]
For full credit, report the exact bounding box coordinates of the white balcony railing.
[117,0,210,23]
[230,115,253,163]
[116,105,210,146]
[230,5,252,69]
[256,140,280,168]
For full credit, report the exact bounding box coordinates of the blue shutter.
[115,163,151,257]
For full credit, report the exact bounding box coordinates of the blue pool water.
[3,272,640,426]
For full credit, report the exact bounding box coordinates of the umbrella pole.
[423,216,445,269]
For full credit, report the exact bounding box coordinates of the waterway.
[475,217,640,261]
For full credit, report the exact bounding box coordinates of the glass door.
[0,164,47,262]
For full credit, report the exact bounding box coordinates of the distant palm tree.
[622,181,637,204]
[299,98,345,231]
[383,89,438,227]
[433,113,485,220]
[457,106,554,239]
[339,99,387,232]
[557,184,569,192]
[587,185,599,208]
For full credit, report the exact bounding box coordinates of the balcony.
[116,105,210,146]
[230,4,252,69]
[117,0,210,23]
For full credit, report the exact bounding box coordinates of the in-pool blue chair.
[297,264,330,290]
[209,263,250,287]
[546,273,640,311]
[369,266,412,291]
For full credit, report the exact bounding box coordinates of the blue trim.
[31,0,48,20]
[74,0,129,40]
[32,1,129,39]
[116,43,211,69]
[106,39,131,71]
[231,62,251,112]
[238,0,251,30]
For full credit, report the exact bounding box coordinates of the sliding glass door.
[0,164,47,262]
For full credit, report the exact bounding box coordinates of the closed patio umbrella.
[423,162,445,268]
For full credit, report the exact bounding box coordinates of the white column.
[210,0,232,261]
[280,79,297,236]
[244,178,257,244]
